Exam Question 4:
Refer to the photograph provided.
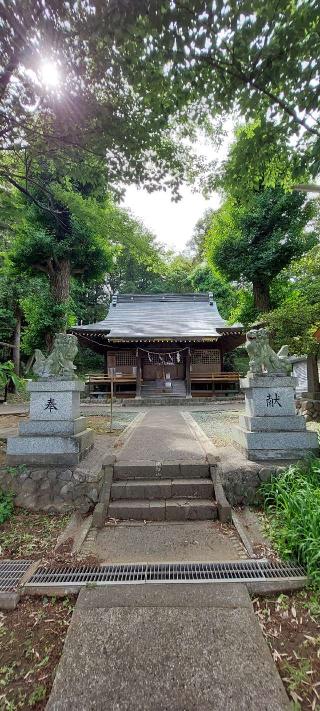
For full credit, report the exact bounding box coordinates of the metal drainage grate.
[0,560,33,592]
[25,560,306,588]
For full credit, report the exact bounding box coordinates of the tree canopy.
[0,1,203,207]
[265,245,320,355]
[130,0,320,180]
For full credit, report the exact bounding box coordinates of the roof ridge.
[116,293,209,303]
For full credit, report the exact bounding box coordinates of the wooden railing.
[86,373,138,399]
[87,374,137,384]
[190,372,240,383]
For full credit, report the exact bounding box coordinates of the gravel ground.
[86,412,138,432]
[192,408,243,447]
[193,408,320,448]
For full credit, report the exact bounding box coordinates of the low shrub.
[261,459,320,587]
[0,487,14,524]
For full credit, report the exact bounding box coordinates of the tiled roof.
[72,293,243,340]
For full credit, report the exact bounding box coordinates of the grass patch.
[261,460,320,586]
[0,489,14,525]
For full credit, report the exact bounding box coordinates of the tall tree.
[187,209,214,259]
[10,186,113,308]
[206,189,316,312]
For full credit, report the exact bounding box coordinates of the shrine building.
[71,293,244,399]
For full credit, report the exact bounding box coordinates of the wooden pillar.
[108,354,116,399]
[108,353,116,371]
[185,348,192,399]
[135,348,142,399]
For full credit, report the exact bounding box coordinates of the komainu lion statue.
[245,328,291,375]
[33,333,78,379]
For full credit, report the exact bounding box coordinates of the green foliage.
[21,287,73,356]
[75,347,104,374]
[107,214,165,294]
[227,289,257,329]
[265,245,320,355]
[0,361,23,392]
[28,684,46,706]
[188,262,237,319]
[206,188,315,311]
[10,184,114,289]
[159,254,193,294]
[261,461,320,587]
[187,209,214,259]
[0,488,14,525]
[265,297,320,357]
[214,119,307,200]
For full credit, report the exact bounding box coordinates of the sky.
[123,184,221,252]
[123,122,234,253]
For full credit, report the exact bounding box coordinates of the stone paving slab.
[47,583,290,711]
[86,521,246,563]
[117,408,207,462]
[78,582,251,609]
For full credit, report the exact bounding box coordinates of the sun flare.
[40,61,60,88]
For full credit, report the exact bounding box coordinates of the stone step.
[113,461,210,480]
[108,498,217,522]
[122,396,241,406]
[111,478,214,501]
[141,380,187,398]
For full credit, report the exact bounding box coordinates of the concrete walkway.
[117,407,207,462]
[47,583,290,711]
[82,521,247,563]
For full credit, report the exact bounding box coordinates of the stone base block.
[239,414,306,432]
[234,427,318,451]
[234,425,318,462]
[28,379,84,421]
[6,429,94,467]
[241,375,298,389]
[6,452,91,467]
[244,448,319,462]
[19,416,88,436]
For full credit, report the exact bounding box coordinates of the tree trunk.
[252,281,271,312]
[13,308,22,376]
[49,259,71,304]
[46,259,71,351]
[306,355,320,396]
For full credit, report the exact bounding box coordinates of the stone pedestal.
[234,374,319,462]
[6,379,94,466]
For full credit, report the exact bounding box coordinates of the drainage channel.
[24,560,306,588]
[0,560,33,591]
